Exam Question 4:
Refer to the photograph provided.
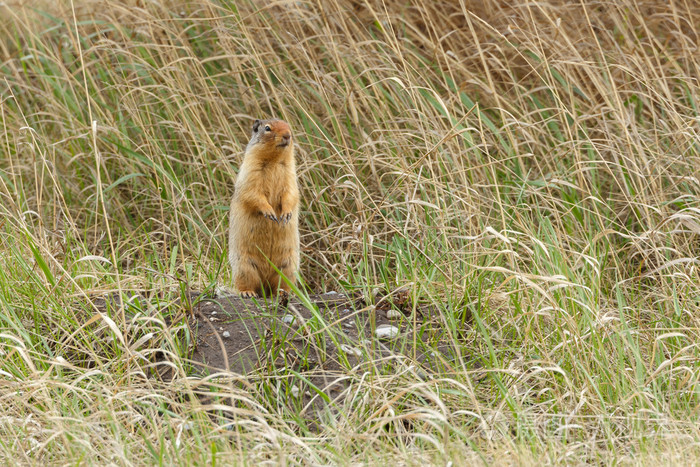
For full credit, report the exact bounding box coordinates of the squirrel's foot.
[239,290,259,298]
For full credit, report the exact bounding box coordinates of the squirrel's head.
[247,119,293,155]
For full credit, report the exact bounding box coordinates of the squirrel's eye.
[265,125,271,132]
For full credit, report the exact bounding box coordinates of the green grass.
[0,0,699,464]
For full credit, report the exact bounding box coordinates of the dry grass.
[0,0,699,464]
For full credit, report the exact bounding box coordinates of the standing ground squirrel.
[228,118,300,297]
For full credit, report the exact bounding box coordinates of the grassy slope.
[0,0,699,464]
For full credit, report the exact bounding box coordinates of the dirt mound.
[89,289,456,421]
[184,291,453,411]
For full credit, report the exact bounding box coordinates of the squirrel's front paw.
[279,212,292,225]
[261,209,278,223]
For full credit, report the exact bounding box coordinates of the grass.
[0,0,699,463]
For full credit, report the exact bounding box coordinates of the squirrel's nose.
[281,133,291,145]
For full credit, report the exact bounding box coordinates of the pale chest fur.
[235,159,296,209]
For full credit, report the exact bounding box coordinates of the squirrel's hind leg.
[234,258,263,298]
[275,262,297,295]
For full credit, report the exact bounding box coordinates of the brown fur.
[228,119,300,297]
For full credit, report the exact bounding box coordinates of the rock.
[213,285,234,297]
[282,314,302,327]
[222,331,230,338]
[339,344,362,357]
[386,309,403,320]
[408,364,430,380]
[375,324,399,340]
[291,385,300,398]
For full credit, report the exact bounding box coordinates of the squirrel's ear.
[252,119,262,133]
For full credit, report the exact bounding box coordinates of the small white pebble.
[211,311,217,315]
[339,344,362,357]
[327,291,338,295]
[282,314,302,327]
[375,324,399,340]
[291,385,300,397]
[386,309,402,320]
[222,331,230,338]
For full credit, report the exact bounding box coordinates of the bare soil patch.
[90,289,459,419]
[184,291,455,409]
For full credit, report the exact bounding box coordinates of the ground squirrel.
[228,118,300,297]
